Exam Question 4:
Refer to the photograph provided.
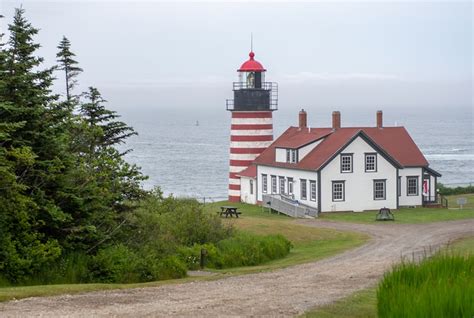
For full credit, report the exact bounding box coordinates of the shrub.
[438,183,474,195]
[150,256,187,280]
[89,244,141,283]
[213,233,292,269]
[377,253,474,317]
[122,192,234,255]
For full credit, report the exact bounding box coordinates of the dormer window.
[286,149,298,163]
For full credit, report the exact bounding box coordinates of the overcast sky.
[0,1,472,117]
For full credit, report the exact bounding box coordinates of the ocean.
[118,107,473,200]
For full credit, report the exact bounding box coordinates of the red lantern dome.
[238,51,266,72]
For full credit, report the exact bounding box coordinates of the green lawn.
[204,202,368,275]
[302,234,474,318]
[319,206,473,224]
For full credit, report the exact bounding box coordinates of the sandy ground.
[1,219,473,317]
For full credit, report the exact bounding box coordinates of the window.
[288,178,294,196]
[300,179,307,200]
[291,149,297,163]
[262,174,267,193]
[279,176,285,194]
[373,180,386,200]
[340,154,353,173]
[250,180,254,195]
[365,153,377,172]
[310,180,317,201]
[398,176,401,197]
[286,149,298,163]
[271,175,277,194]
[332,181,345,201]
[407,176,419,196]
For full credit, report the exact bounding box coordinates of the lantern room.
[226,51,278,112]
[238,51,266,88]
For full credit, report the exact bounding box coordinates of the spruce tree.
[0,11,63,281]
[56,36,82,104]
[80,87,137,154]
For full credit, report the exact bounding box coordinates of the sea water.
[120,107,473,200]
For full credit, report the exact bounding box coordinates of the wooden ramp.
[262,194,319,218]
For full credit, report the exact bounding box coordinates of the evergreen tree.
[0,12,63,280]
[56,36,82,104]
[80,87,137,154]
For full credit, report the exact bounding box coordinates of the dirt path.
[1,219,473,317]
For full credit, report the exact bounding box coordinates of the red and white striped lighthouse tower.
[226,51,278,202]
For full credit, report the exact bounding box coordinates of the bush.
[122,192,234,255]
[177,234,292,270]
[150,256,187,280]
[438,183,474,195]
[216,233,292,268]
[377,253,474,317]
[89,244,141,283]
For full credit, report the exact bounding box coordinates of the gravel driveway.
[1,219,473,317]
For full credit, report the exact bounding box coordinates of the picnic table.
[218,206,241,218]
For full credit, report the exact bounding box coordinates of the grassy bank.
[302,235,474,318]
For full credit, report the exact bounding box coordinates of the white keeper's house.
[226,50,441,213]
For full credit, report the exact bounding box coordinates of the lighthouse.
[226,51,278,202]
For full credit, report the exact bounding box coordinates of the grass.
[203,202,368,274]
[301,288,377,318]
[302,235,474,318]
[319,207,474,224]
[447,193,474,209]
[377,253,473,317]
[0,201,368,302]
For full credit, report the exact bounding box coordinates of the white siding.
[299,139,324,161]
[256,165,318,209]
[240,176,256,204]
[399,167,423,206]
[320,136,397,212]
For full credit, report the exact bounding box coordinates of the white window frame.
[365,153,377,172]
[373,179,386,200]
[262,174,267,193]
[271,175,277,194]
[279,176,285,194]
[310,180,317,201]
[300,179,307,200]
[332,181,345,202]
[291,149,297,163]
[288,178,294,196]
[407,176,419,196]
[340,154,353,173]
[286,149,291,163]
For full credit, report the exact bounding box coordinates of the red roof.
[238,165,257,178]
[238,51,266,72]
[253,126,429,171]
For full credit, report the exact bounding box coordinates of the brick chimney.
[376,110,383,129]
[332,111,341,130]
[299,109,307,129]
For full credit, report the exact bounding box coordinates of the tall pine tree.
[56,36,82,104]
